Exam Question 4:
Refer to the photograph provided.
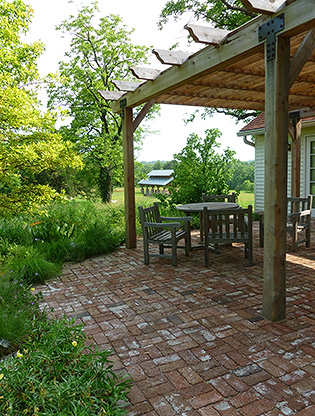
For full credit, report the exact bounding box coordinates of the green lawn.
[112,188,254,209]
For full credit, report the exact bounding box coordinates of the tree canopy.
[168,129,235,204]
[47,2,155,203]
[0,0,82,215]
[159,0,259,123]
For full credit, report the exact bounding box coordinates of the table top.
[177,202,239,213]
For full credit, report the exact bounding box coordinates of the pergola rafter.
[99,0,315,322]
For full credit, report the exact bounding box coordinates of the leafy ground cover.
[0,317,131,415]
[0,200,125,285]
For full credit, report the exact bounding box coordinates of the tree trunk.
[98,166,112,203]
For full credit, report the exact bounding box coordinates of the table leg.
[199,212,204,242]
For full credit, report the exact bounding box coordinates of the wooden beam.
[111,0,315,113]
[130,67,161,80]
[132,100,155,132]
[263,37,290,322]
[240,0,286,14]
[152,49,190,65]
[112,80,143,92]
[289,29,315,89]
[98,90,124,100]
[298,107,315,118]
[184,23,229,45]
[122,107,136,249]
[290,118,302,197]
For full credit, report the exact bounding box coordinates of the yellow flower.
[16,350,23,358]
[0,396,3,399]
[30,288,35,291]
[72,341,77,347]
[23,348,28,354]
[0,374,4,381]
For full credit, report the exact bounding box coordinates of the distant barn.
[138,170,174,195]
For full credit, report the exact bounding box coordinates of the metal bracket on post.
[258,14,285,61]
[120,98,127,119]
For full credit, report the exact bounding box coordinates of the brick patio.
[36,222,315,415]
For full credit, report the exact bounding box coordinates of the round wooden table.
[177,202,239,243]
[177,202,239,213]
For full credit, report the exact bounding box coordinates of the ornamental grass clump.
[0,277,46,357]
[0,317,132,415]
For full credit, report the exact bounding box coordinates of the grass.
[112,188,254,209]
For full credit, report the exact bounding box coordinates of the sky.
[25,0,255,162]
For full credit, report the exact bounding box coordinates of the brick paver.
[36,222,315,415]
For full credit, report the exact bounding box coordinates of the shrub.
[0,317,132,415]
[0,277,46,357]
[1,245,61,284]
[0,200,126,285]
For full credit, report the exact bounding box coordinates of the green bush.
[0,200,126,285]
[0,277,46,356]
[2,245,61,284]
[0,317,132,415]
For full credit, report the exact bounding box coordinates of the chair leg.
[159,244,164,254]
[143,241,149,264]
[172,245,177,266]
[171,232,177,266]
[185,236,189,257]
[247,241,253,266]
[204,242,210,267]
[306,226,311,248]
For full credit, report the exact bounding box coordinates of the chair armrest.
[290,209,311,219]
[160,216,193,222]
[144,222,181,229]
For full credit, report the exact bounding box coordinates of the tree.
[228,159,254,190]
[169,129,235,204]
[0,0,82,215]
[47,2,154,203]
[159,0,256,31]
[158,0,259,123]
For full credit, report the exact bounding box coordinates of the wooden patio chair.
[203,205,253,267]
[259,195,313,250]
[202,192,236,203]
[138,202,193,266]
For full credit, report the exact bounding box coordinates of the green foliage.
[0,0,83,215]
[228,159,255,190]
[47,2,156,202]
[242,180,255,193]
[0,201,125,284]
[0,317,132,415]
[169,129,236,204]
[0,277,46,356]
[158,0,256,30]
[1,246,61,285]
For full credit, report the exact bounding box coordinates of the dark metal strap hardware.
[258,14,285,61]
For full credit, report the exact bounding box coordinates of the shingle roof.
[240,113,315,133]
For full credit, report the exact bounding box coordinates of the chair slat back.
[138,203,161,237]
[204,206,252,242]
[202,193,236,203]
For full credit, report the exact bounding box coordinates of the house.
[237,112,315,216]
[138,169,174,195]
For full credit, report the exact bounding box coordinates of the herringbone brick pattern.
[36,222,315,415]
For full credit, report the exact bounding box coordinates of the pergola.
[99,0,315,322]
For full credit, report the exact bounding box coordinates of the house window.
[310,140,315,208]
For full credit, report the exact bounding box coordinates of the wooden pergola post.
[262,36,290,321]
[122,104,137,249]
[290,117,302,198]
